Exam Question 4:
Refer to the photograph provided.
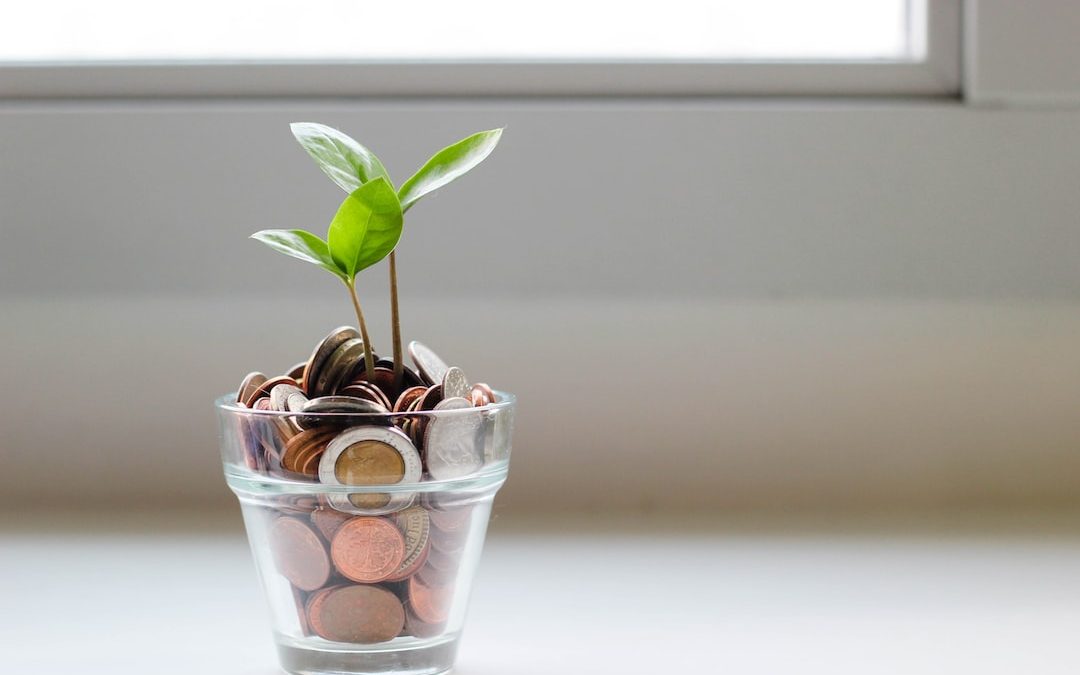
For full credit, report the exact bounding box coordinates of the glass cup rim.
[216,389,516,419]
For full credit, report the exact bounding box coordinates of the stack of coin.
[236,328,495,644]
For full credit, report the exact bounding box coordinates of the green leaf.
[290,122,391,194]
[397,128,503,212]
[250,229,346,280]
[327,177,404,279]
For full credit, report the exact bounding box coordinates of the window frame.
[0,0,961,99]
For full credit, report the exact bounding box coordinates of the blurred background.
[3,1,1080,672]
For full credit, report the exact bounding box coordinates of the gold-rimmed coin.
[320,426,423,514]
[386,506,431,582]
[320,426,421,485]
[303,326,361,396]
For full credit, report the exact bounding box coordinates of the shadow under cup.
[217,393,515,675]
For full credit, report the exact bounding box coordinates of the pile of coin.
[235,327,498,487]
[269,499,473,642]
[233,328,498,643]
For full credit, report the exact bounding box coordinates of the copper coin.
[429,526,466,556]
[404,608,444,638]
[418,385,444,411]
[237,371,268,406]
[311,508,352,542]
[350,366,398,399]
[277,494,320,515]
[408,341,450,387]
[428,505,472,533]
[408,574,453,624]
[300,443,327,476]
[292,586,312,636]
[416,561,456,587]
[331,517,406,583]
[304,584,342,634]
[309,584,404,644]
[340,381,393,411]
[245,375,298,408]
[424,543,461,573]
[394,386,427,413]
[386,507,431,582]
[269,517,332,592]
[282,428,337,475]
[286,361,307,382]
[303,326,361,396]
[470,382,496,407]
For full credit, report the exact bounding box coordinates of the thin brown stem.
[389,251,404,389]
[345,279,376,379]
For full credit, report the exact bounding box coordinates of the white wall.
[3,98,1080,513]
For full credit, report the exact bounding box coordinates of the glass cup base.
[276,633,460,675]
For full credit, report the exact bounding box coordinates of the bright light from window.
[1,0,922,63]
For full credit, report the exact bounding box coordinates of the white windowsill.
[4,510,1079,673]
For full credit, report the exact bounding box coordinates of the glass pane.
[1,0,921,63]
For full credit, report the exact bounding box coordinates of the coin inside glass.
[335,440,406,485]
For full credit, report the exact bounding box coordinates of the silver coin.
[270,383,305,412]
[302,396,388,414]
[408,340,450,386]
[441,366,471,400]
[425,397,484,480]
[320,425,423,515]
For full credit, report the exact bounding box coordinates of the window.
[0,0,960,97]
[6,0,921,62]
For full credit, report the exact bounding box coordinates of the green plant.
[251,123,502,384]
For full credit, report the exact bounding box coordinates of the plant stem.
[344,279,376,380]
[389,251,404,389]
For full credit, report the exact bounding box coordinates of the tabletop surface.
[3,510,1080,674]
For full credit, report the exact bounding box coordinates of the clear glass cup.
[217,391,515,675]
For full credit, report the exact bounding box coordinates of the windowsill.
[4,510,1080,673]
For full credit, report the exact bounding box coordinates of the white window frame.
[0,1,961,99]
